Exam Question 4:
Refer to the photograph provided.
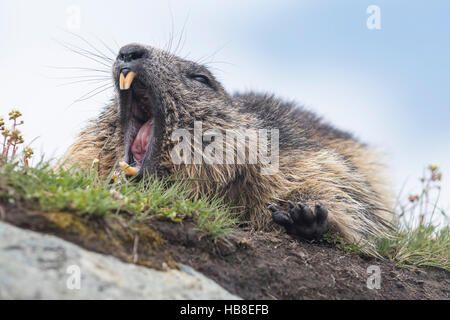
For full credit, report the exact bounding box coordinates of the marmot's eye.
[192,75,210,85]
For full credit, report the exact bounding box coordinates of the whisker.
[69,83,114,107]
[195,42,230,66]
[174,10,190,56]
[203,60,236,66]
[166,1,175,54]
[113,38,121,51]
[58,39,114,65]
[58,38,113,63]
[181,51,192,61]
[53,38,112,68]
[46,75,111,80]
[62,29,115,62]
[92,34,118,58]
[77,82,113,99]
[57,79,111,87]
[74,85,114,103]
[44,66,111,73]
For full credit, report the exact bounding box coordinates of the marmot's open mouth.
[120,71,154,173]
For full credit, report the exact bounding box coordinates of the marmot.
[61,43,395,253]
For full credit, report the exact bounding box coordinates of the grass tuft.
[0,158,237,241]
[375,165,449,271]
[377,224,449,270]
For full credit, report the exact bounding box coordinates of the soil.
[1,203,449,300]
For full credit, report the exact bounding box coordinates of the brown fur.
[60,44,396,254]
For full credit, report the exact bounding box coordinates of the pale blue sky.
[0,0,449,223]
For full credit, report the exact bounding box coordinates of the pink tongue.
[131,120,152,163]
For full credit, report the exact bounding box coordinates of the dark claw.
[315,203,328,223]
[268,201,329,240]
[288,200,296,209]
[296,201,315,223]
[272,210,294,228]
[288,201,301,221]
[269,205,293,227]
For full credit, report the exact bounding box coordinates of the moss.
[30,210,177,271]
[46,211,92,238]
[321,232,362,254]
[135,224,164,248]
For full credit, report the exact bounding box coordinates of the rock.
[0,222,240,300]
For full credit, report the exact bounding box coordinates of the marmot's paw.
[268,201,328,240]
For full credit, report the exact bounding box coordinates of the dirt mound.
[2,204,449,299]
[153,221,449,300]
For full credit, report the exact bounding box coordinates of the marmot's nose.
[117,44,148,91]
[117,44,148,63]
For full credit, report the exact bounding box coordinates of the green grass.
[321,222,449,271]
[318,165,449,271]
[375,165,449,271]
[377,224,449,270]
[0,158,238,241]
[321,232,363,254]
[1,156,448,271]
[0,145,449,271]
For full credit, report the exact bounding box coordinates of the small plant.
[377,164,449,271]
[322,232,362,254]
[398,164,446,228]
[0,109,33,166]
